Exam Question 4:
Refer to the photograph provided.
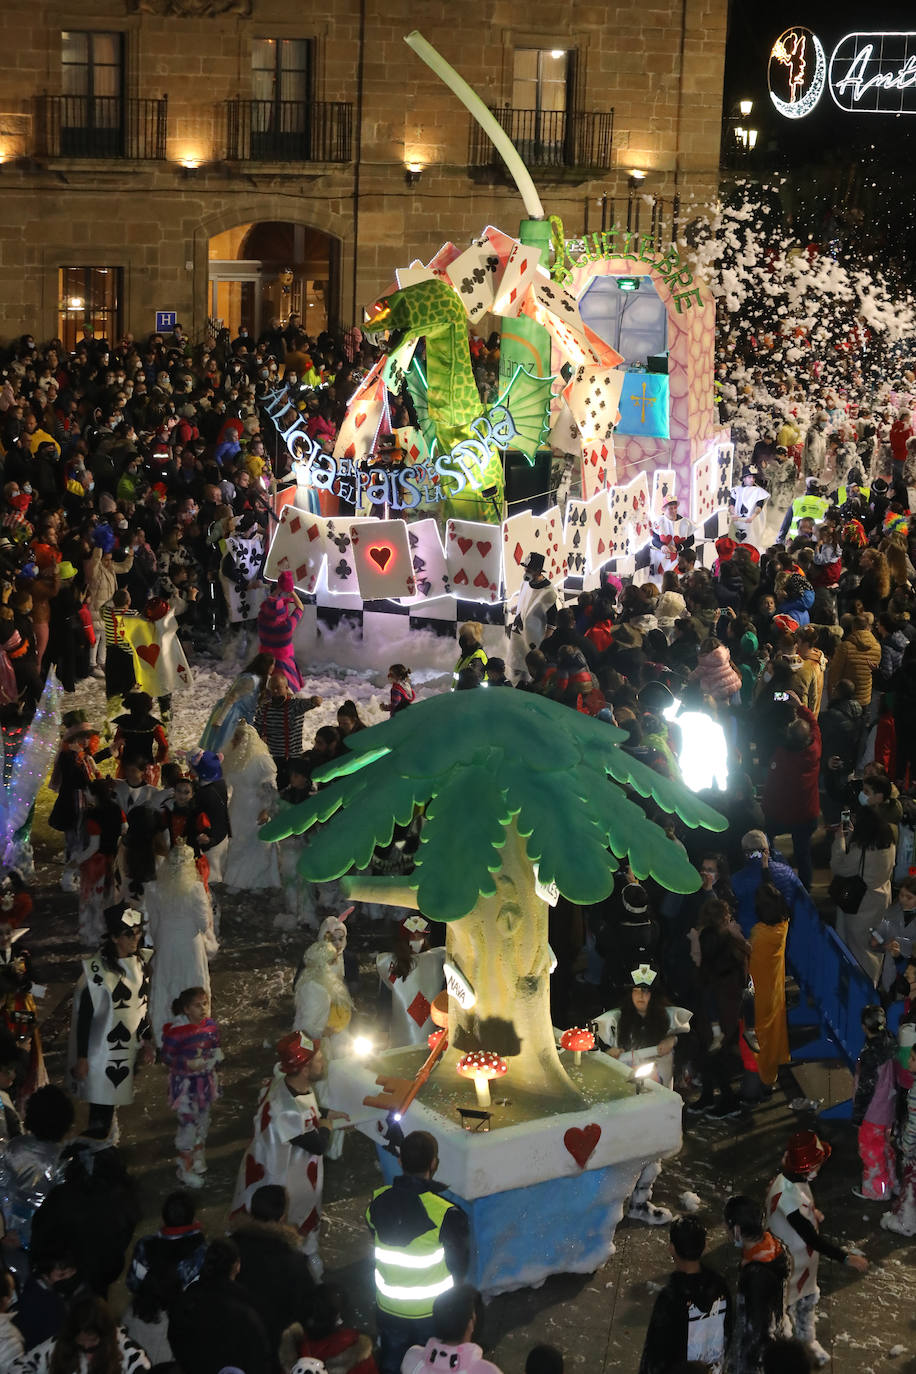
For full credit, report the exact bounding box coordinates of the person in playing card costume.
[376,915,446,1048]
[507,552,559,683]
[650,497,695,577]
[68,902,154,1141]
[728,467,771,550]
[257,572,304,692]
[231,1031,348,1281]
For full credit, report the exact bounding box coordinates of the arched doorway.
[207,220,339,338]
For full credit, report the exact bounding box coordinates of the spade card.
[401,518,451,603]
[349,520,414,601]
[563,498,590,577]
[264,505,327,593]
[691,452,715,524]
[715,443,734,507]
[445,519,502,603]
[564,367,626,444]
[445,241,502,323]
[324,517,362,595]
[580,439,618,500]
[491,242,543,318]
[652,469,677,516]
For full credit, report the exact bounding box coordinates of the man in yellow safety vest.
[366,1130,469,1374]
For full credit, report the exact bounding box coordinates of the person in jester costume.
[68,902,154,1140]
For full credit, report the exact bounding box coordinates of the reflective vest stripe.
[374,1270,455,1302]
[374,1244,446,1269]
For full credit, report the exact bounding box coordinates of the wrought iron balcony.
[34,95,167,160]
[469,107,614,174]
[226,99,353,163]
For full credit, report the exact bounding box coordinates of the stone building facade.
[0,0,727,343]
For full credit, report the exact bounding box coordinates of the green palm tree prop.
[262,690,725,1105]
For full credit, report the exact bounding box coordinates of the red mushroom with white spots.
[560,1027,595,1067]
[456,1050,508,1107]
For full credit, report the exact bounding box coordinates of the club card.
[445,519,502,603]
[564,367,625,444]
[349,520,415,601]
[481,225,518,275]
[549,400,581,458]
[402,518,451,602]
[324,517,363,595]
[445,241,502,323]
[264,506,327,593]
[715,443,734,507]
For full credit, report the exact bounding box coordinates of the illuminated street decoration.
[768,27,916,118]
[551,229,704,313]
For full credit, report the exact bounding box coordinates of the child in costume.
[765,1130,868,1367]
[187,750,231,888]
[48,711,105,886]
[257,573,305,691]
[112,691,169,784]
[381,664,414,715]
[160,986,222,1189]
[376,915,446,1047]
[595,963,691,1224]
[851,1004,898,1201]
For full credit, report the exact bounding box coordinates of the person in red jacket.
[761,691,821,890]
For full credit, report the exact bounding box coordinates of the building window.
[510,48,573,163]
[60,31,124,157]
[58,267,122,351]
[250,39,312,158]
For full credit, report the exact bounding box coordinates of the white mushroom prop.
[456,1050,507,1107]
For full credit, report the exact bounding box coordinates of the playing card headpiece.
[277,1030,320,1073]
[104,903,144,938]
[400,914,429,940]
[741,464,759,480]
[522,551,546,573]
[630,963,658,987]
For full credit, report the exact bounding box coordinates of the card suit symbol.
[299,1207,320,1237]
[476,541,491,557]
[335,559,351,579]
[260,1098,272,1132]
[453,569,469,586]
[344,443,356,459]
[294,564,310,584]
[245,1153,265,1188]
[105,1062,130,1089]
[92,972,104,986]
[306,523,321,542]
[137,643,160,668]
[354,411,367,429]
[513,542,524,566]
[106,1022,131,1047]
[457,536,473,555]
[408,991,431,1025]
[368,545,392,571]
[408,531,419,548]
[111,979,132,1008]
[417,578,432,596]
[288,516,301,534]
[594,510,602,526]
[597,538,606,555]
[407,442,421,461]
[473,570,489,588]
[572,531,581,548]
[307,1159,319,1187]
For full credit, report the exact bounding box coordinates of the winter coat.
[830,832,894,981]
[761,705,821,829]
[777,585,815,627]
[30,1148,141,1297]
[230,1219,315,1350]
[168,1275,273,1374]
[639,1266,733,1374]
[0,1312,23,1367]
[291,1327,377,1374]
[11,1329,149,1373]
[826,629,881,706]
[732,1233,789,1374]
[402,1340,501,1374]
[690,644,741,703]
[819,697,864,769]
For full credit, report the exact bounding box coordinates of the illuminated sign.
[769,28,916,118]
[551,231,704,313]
[260,384,517,510]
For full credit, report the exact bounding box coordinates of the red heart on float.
[244,1154,265,1187]
[473,571,489,588]
[564,1123,601,1168]
[307,1160,319,1187]
[458,537,473,555]
[476,541,491,557]
[137,644,160,667]
[369,546,392,571]
[453,569,469,585]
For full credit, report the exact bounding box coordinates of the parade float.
[261,688,726,1295]
[259,31,732,639]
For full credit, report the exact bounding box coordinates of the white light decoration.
[768,27,827,119]
[829,32,916,113]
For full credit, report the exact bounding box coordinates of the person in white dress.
[145,842,214,1045]
[728,466,771,550]
[376,915,446,1047]
[221,722,280,891]
[506,552,559,681]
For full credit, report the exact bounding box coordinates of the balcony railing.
[226,99,353,163]
[469,107,614,173]
[589,193,682,248]
[34,95,167,160]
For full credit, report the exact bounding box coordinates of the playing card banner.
[349,521,415,601]
[564,367,625,445]
[332,391,384,463]
[564,498,590,577]
[445,520,502,603]
[445,240,502,324]
[402,518,452,603]
[221,533,267,624]
[580,440,617,500]
[715,444,734,507]
[691,451,716,524]
[609,474,651,556]
[264,506,328,594]
[491,243,543,319]
[585,490,614,566]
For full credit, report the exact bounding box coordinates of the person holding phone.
[831,806,895,983]
[761,691,821,890]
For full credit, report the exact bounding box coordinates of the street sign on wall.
[155,311,177,332]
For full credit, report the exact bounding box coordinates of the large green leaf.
[590,787,702,893]
[413,764,512,920]
[504,761,618,902]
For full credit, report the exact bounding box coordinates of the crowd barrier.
[785,889,876,1119]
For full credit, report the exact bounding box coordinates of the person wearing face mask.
[869,873,916,995]
[376,915,446,1047]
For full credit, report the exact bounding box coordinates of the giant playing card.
[402,518,451,603]
[502,509,564,601]
[264,506,327,593]
[445,520,502,603]
[349,520,415,601]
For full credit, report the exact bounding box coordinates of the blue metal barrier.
[785,892,875,1119]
